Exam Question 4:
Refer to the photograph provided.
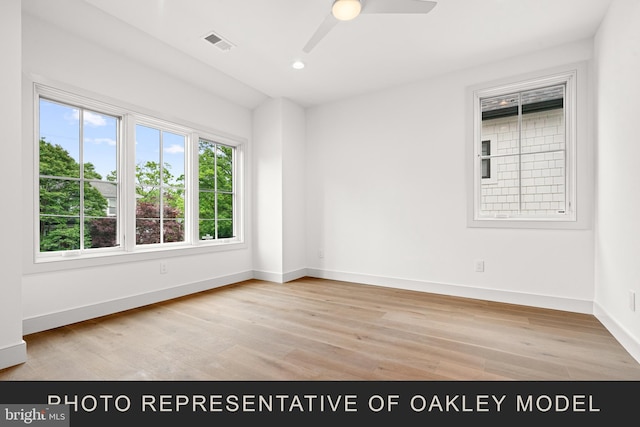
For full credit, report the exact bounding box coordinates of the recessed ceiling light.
[292,60,305,70]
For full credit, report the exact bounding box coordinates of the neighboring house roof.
[482,85,564,112]
[481,85,565,120]
[91,181,117,199]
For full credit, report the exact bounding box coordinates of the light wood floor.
[2,277,640,381]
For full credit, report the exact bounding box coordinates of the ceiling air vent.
[204,31,235,51]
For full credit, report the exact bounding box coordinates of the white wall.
[281,100,307,278]
[252,98,284,280]
[20,13,254,334]
[0,0,27,370]
[252,98,306,282]
[306,40,596,313]
[594,0,640,361]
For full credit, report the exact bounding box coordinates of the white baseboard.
[283,268,308,283]
[0,340,27,370]
[253,268,307,284]
[22,271,254,335]
[252,270,285,283]
[306,268,594,314]
[594,302,640,364]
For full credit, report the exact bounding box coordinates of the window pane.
[136,218,160,245]
[520,85,565,155]
[520,152,566,216]
[40,216,80,252]
[40,178,81,216]
[83,110,118,181]
[199,220,216,240]
[199,191,215,219]
[165,186,185,214]
[217,193,233,220]
[136,184,160,206]
[85,181,118,248]
[39,178,81,252]
[481,93,520,121]
[218,220,233,239]
[163,218,185,243]
[198,191,216,240]
[84,181,109,216]
[86,217,117,249]
[217,145,233,192]
[136,187,160,245]
[136,125,161,186]
[163,132,185,187]
[163,191,185,243]
[481,116,520,156]
[479,154,521,217]
[39,99,80,178]
[88,181,118,216]
[199,139,216,190]
[481,140,490,156]
[482,158,491,179]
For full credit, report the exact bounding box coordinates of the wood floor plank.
[1,277,640,381]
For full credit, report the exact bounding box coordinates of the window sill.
[26,239,247,275]
[467,215,588,230]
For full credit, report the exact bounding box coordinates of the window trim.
[466,62,592,230]
[35,87,126,260]
[29,78,246,272]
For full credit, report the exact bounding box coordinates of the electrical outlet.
[160,262,168,274]
[474,260,485,273]
[630,290,636,312]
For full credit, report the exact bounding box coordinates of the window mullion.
[214,143,219,240]
[159,130,164,245]
[517,93,523,215]
[79,108,86,251]
[185,133,195,245]
[124,115,136,252]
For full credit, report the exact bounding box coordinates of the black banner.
[0,381,636,426]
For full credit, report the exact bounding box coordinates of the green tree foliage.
[135,161,184,210]
[39,138,110,252]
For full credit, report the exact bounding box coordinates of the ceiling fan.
[303,0,438,53]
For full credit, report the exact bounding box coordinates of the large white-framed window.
[37,93,123,257]
[33,82,244,264]
[467,64,590,229]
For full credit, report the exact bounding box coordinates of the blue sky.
[135,124,185,185]
[39,99,185,182]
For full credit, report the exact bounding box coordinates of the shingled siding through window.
[480,107,566,217]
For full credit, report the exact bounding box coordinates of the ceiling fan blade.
[303,13,339,53]
[361,0,437,14]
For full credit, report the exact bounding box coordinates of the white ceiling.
[22,0,613,109]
